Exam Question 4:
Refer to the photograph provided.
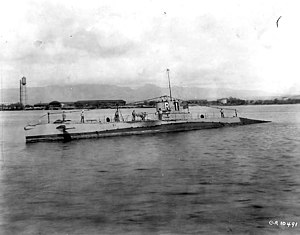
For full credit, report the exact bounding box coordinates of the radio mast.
[166,69,172,100]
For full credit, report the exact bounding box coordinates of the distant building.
[61,102,76,110]
[24,105,34,110]
[0,103,23,110]
[49,101,62,110]
[34,102,49,110]
[217,98,228,104]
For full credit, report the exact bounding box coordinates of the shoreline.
[1,102,300,112]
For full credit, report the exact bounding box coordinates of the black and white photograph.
[0,0,299,234]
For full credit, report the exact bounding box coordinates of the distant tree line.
[222,97,300,106]
[225,97,247,105]
[186,97,300,106]
[248,98,300,105]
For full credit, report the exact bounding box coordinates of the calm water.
[0,105,300,235]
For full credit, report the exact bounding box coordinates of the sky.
[1,0,299,95]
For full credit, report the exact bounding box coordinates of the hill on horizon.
[0,84,290,104]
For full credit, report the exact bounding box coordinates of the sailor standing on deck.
[62,111,66,122]
[158,108,163,120]
[80,110,85,123]
[220,109,224,118]
[114,109,120,122]
[132,110,136,121]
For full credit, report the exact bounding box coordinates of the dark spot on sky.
[276,16,282,28]
[251,204,264,209]
[34,40,43,47]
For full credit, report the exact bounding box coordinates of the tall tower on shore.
[20,76,27,107]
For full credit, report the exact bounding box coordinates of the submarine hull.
[25,117,270,143]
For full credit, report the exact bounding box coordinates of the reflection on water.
[0,105,300,234]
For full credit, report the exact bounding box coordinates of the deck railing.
[26,109,238,127]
